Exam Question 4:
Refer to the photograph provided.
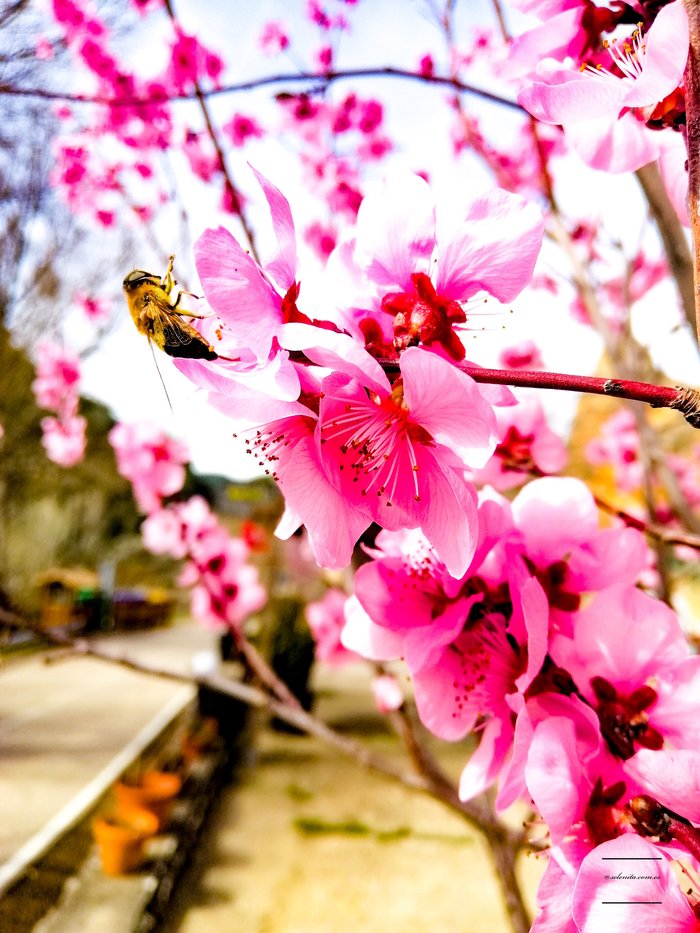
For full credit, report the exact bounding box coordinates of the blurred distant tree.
[0,322,142,608]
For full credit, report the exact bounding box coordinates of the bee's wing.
[148,292,216,360]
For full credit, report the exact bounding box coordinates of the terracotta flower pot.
[115,771,182,831]
[92,807,159,876]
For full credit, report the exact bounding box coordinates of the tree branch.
[636,161,695,333]
[0,68,522,111]
[377,358,700,427]
[683,0,700,343]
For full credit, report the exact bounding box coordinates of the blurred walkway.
[0,621,216,866]
[160,664,543,933]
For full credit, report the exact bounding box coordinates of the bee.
[123,255,219,360]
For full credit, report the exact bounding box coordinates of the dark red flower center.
[585,776,627,846]
[591,675,663,760]
[381,272,467,361]
[494,426,536,473]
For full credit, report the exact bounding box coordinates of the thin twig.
[0,68,522,111]
[594,494,700,549]
[162,0,260,263]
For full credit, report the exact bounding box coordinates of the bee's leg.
[171,288,203,309]
[174,307,215,319]
[171,292,213,320]
[160,255,176,294]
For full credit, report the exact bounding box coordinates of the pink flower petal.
[506,7,583,78]
[566,527,648,591]
[518,65,628,124]
[354,172,436,290]
[624,748,700,823]
[572,836,695,932]
[526,717,585,842]
[269,418,372,568]
[194,226,281,359]
[341,595,404,660]
[249,165,298,291]
[566,111,660,173]
[354,559,436,632]
[279,322,389,393]
[436,188,544,302]
[459,717,513,799]
[622,2,688,108]
[401,348,498,469]
[551,586,687,698]
[413,652,479,741]
[512,476,599,565]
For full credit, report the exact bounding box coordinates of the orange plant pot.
[115,771,182,831]
[92,807,159,876]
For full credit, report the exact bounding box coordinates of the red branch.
[684,0,700,343]
[376,359,700,427]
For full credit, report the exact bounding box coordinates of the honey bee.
[123,255,219,360]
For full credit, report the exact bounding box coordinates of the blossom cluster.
[31,340,87,467]
[142,496,267,632]
[510,0,689,217]
[159,159,700,927]
[173,168,544,575]
[108,420,266,633]
[341,476,700,929]
[108,420,188,513]
[43,0,391,256]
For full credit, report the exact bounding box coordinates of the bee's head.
[123,269,161,291]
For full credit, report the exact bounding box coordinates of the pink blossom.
[414,48,435,74]
[305,588,358,665]
[499,339,544,370]
[328,171,544,361]
[468,396,567,490]
[143,498,266,631]
[550,585,700,757]
[572,835,700,932]
[189,168,304,365]
[40,413,87,467]
[585,408,642,493]
[75,292,111,322]
[343,497,549,794]
[32,340,81,415]
[108,421,188,513]
[316,45,333,72]
[239,411,373,571]
[141,506,188,559]
[222,113,264,148]
[167,28,223,93]
[182,130,219,183]
[259,20,290,55]
[625,748,700,824]
[316,347,497,577]
[517,3,689,173]
[304,220,337,259]
[511,477,649,627]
